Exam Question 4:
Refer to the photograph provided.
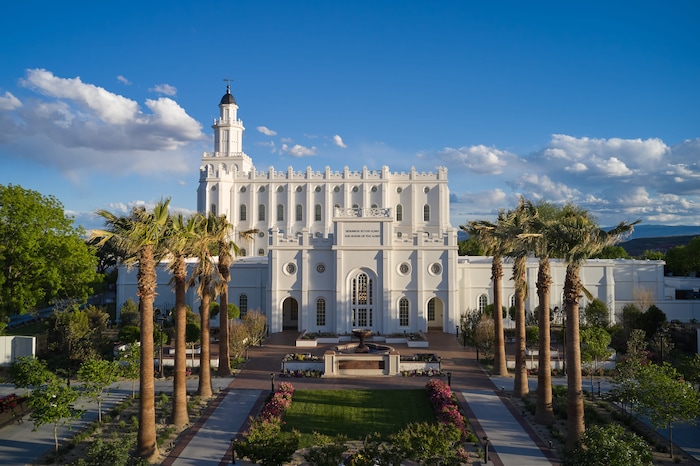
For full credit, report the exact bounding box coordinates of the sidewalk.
[162,331,557,466]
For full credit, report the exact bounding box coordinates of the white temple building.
[116,86,700,332]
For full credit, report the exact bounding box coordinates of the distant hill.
[457,224,700,256]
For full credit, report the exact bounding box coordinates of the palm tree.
[529,200,561,425]
[210,215,258,376]
[91,200,170,462]
[550,204,639,447]
[463,210,513,377]
[502,198,539,399]
[188,212,223,399]
[165,213,197,427]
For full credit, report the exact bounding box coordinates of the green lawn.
[282,389,435,446]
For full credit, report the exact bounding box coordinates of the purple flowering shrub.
[259,382,295,422]
[425,378,472,440]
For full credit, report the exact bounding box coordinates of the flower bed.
[425,378,472,440]
[0,393,29,428]
[260,382,295,422]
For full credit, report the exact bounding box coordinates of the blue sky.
[1,1,699,231]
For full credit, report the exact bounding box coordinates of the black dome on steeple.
[220,84,236,105]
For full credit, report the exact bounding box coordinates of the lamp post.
[270,372,275,392]
[483,436,489,463]
[155,309,165,378]
[447,372,452,387]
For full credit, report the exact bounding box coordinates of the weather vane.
[223,78,232,92]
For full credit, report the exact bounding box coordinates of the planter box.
[407,340,429,348]
[295,339,318,348]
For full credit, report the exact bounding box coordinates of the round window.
[371,186,377,192]
[258,231,265,237]
[277,186,284,192]
[259,186,265,192]
[285,263,296,274]
[296,186,302,192]
[430,263,442,275]
[352,186,359,192]
[239,186,245,192]
[397,187,402,193]
[334,186,340,192]
[316,263,326,273]
[315,186,322,192]
[399,263,410,275]
[423,186,430,193]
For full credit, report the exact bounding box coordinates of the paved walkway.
[159,331,558,466]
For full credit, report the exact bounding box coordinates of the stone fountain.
[352,328,373,353]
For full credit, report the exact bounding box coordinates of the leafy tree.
[229,320,250,360]
[91,199,170,462]
[243,310,267,347]
[77,358,120,423]
[28,378,82,453]
[583,298,609,328]
[117,343,140,398]
[562,424,652,466]
[474,316,495,360]
[664,236,700,276]
[118,325,140,344]
[638,304,667,339]
[640,250,664,260]
[678,353,700,388]
[302,433,347,466]
[0,184,99,320]
[634,362,700,458]
[119,298,139,327]
[457,236,484,256]
[49,305,97,383]
[580,327,612,396]
[227,303,241,320]
[592,245,630,259]
[186,322,201,370]
[10,355,55,395]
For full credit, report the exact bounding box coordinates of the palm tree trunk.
[535,258,555,424]
[492,257,507,376]
[565,264,585,447]
[217,263,232,376]
[198,293,213,398]
[513,256,529,398]
[171,256,189,427]
[137,246,159,461]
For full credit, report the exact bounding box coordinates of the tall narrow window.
[291,300,298,321]
[423,204,430,222]
[210,204,217,215]
[428,298,436,322]
[240,248,247,257]
[314,204,322,221]
[239,294,248,317]
[258,204,266,221]
[478,294,488,312]
[399,298,409,326]
[277,204,284,221]
[316,298,326,326]
[296,204,303,221]
[352,272,373,327]
[396,204,403,221]
[240,204,247,221]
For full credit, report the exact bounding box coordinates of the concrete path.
[462,390,551,465]
[164,389,262,466]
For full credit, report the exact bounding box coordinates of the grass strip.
[282,389,434,447]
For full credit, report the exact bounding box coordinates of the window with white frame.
[399,298,409,326]
[478,294,488,312]
[316,298,326,326]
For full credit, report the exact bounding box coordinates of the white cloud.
[257,126,277,136]
[2,69,205,176]
[150,84,177,96]
[20,68,140,125]
[116,75,131,85]
[333,134,347,148]
[282,143,316,157]
[437,145,517,175]
[0,91,22,110]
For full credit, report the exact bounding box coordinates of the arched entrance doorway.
[427,297,444,330]
[282,297,299,330]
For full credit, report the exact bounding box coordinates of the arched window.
[314,204,322,222]
[399,298,409,327]
[423,204,430,222]
[396,204,403,221]
[239,204,247,221]
[239,294,248,317]
[316,298,326,326]
[428,298,436,321]
[258,204,266,221]
[240,248,247,257]
[352,272,373,327]
[277,204,284,221]
[258,248,265,256]
[478,294,488,312]
[210,204,217,215]
[296,204,303,221]
[509,295,516,313]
